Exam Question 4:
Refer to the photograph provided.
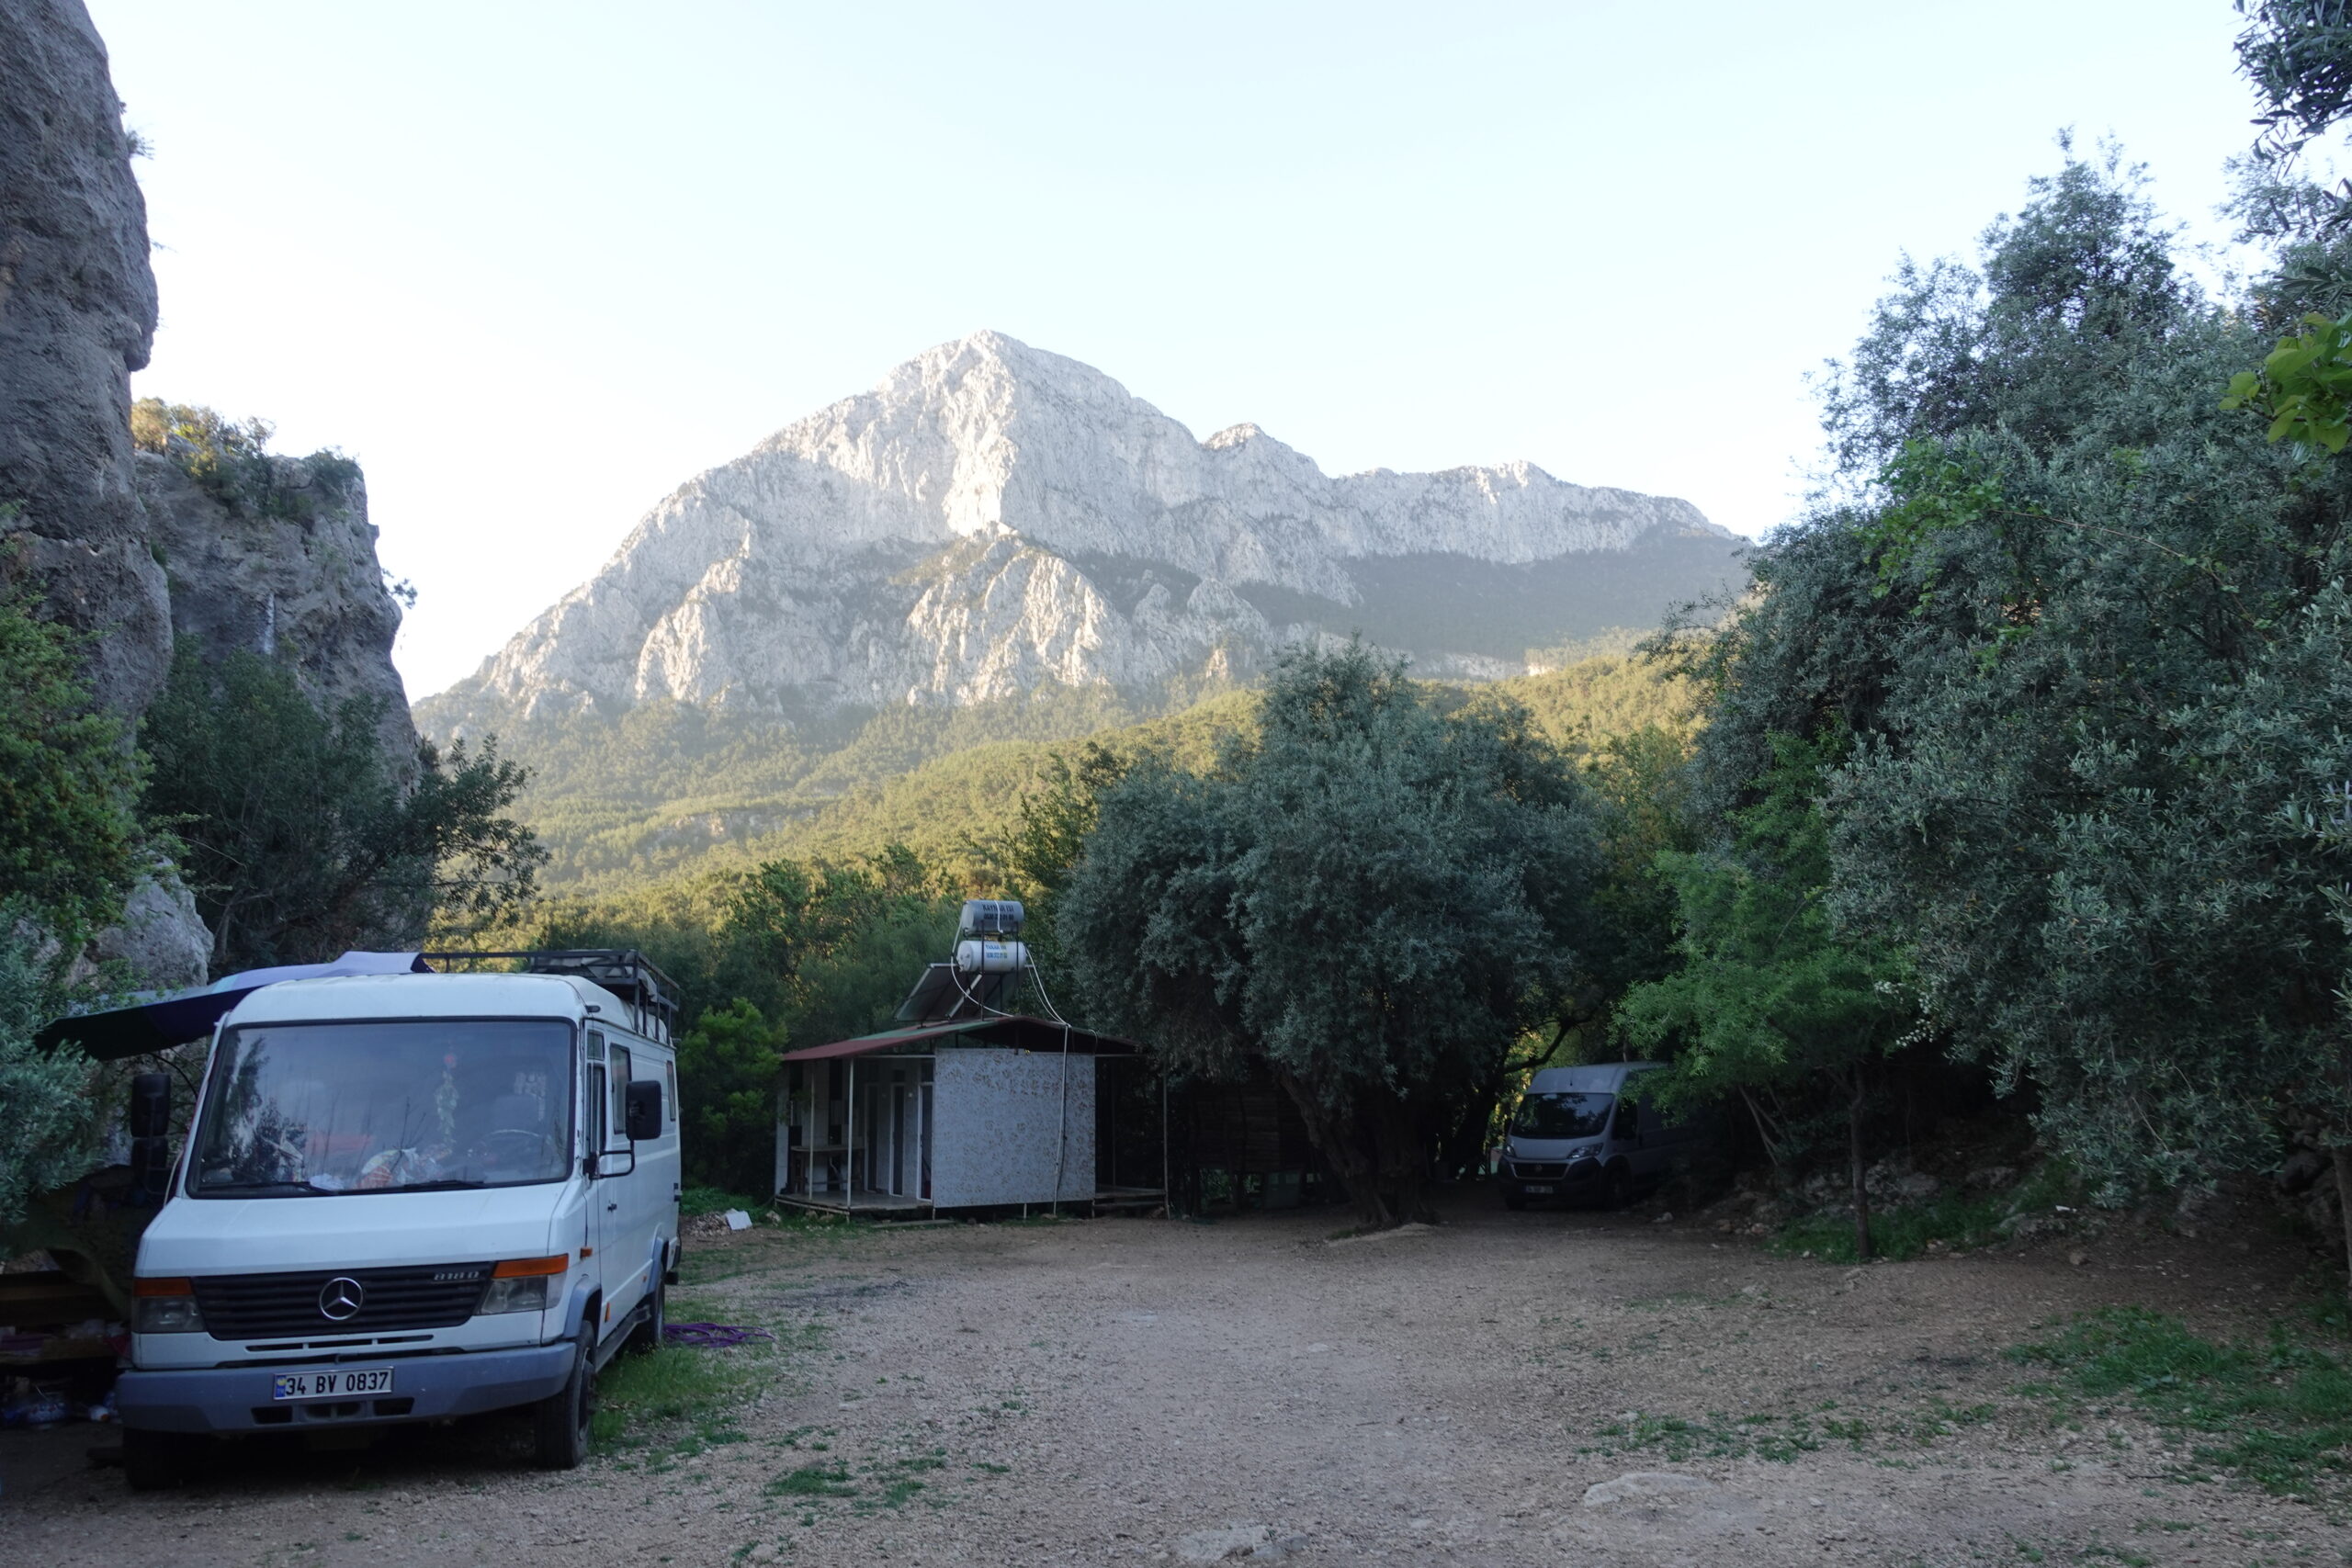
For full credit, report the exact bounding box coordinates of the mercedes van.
[1497,1062,1702,1210]
[111,953,682,1488]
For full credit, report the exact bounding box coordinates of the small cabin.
[772,938,1165,1217]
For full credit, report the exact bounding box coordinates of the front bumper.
[1503,1160,1601,1197]
[116,1340,574,1435]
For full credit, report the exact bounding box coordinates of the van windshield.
[1511,1090,1612,1140]
[191,1020,574,1197]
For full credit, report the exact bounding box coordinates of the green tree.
[141,643,544,971]
[0,906,106,1228]
[1058,644,1601,1226]
[0,576,142,1227]
[674,998,789,1197]
[0,581,142,942]
[1618,734,1914,1258]
[984,740,1131,976]
[1688,141,2352,1292]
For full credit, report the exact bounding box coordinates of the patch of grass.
[768,1463,857,1498]
[592,1302,826,1450]
[1772,1190,2012,1263]
[2007,1307,2352,1496]
[878,1479,926,1508]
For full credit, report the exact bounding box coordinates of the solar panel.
[894,963,1017,1023]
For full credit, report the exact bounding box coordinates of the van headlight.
[478,1254,568,1314]
[132,1278,205,1334]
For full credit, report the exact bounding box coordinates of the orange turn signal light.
[133,1276,194,1297]
[492,1255,570,1279]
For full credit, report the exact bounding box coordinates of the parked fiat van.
[1497,1062,1702,1210]
[112,952,682,1488]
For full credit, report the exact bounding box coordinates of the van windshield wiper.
[382,1179,490,1192]
[199,1179,336,1196]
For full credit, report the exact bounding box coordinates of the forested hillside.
[487,651,1693,894]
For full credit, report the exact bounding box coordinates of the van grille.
[1510,1162,1568,1179]
[193,1264,492,1339]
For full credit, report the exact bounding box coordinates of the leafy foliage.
[2221,307,2352,449]
[674,999,789,1198]
[129,399,360,517]
[0,907,103,1229]
[141,643,543,971]
[1618,733,1914,1256]
[0,586,142,940]
[1684,134,2352,1281]
[1057,643,1601,1225]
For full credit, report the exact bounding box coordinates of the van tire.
[532,1325,595,1470]
[1600,1164,1634,1210]
[626,1280,665,1355]
[122,1427,197,1491]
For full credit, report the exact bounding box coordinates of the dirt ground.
[0,1187,2342,1567]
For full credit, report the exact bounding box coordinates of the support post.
[846,1055,855,1215]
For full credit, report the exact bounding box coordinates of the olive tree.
[1057,644,1601,1227]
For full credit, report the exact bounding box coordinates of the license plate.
[1523,1184,1555,1195]
[271,1367,394,1402]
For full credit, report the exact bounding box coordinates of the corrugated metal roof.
[780,1014,1142,1063]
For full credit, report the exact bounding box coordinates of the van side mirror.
[625,1079,662,1142]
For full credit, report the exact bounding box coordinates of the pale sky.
[88,1,2265,701]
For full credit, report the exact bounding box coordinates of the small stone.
[1176,1525,1274,1563]
[749,1546,778,1562]
[1582,1472,1716,1506]
[2067,1249,2088,1267]
[1651,1211,1675,1224]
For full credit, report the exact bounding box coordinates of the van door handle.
[606,1201,618,1212]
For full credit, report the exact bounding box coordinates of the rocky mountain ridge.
[425,332,1742,730]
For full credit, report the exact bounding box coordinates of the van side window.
[665,1061,678,1125]
[1611,1095,1639,1138]
[608,1044,634,1149]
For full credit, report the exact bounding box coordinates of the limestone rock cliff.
[0,0,171,716]
[138,448,420,777]
[1,0,421,987]
[427,332,1744,728]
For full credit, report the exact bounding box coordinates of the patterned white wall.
[932,1047,1095,1207]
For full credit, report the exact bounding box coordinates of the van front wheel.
[1600,1164,1634,1210]
[532,1325,595,1470]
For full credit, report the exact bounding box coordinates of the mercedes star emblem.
[318,1276,366,1321]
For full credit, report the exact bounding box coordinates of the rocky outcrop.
[1,2,421,987]
[426,332,1744,728]
[0,0,171,717]
[137,450,420,777]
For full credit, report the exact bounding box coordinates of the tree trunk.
[1368,1093,1433,1225]
[2335,1143,2352,1306]
[1845,1072,1873,1262]
[1271,1067,1391,1228]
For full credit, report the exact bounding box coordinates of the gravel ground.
[0,1188,2341,1566]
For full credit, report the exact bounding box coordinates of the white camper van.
[1497,1062,1702,1210]
[111,952,682,1489]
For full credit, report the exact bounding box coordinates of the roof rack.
[422,949,683,1044]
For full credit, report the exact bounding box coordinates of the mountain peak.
[424,338,1743,724]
